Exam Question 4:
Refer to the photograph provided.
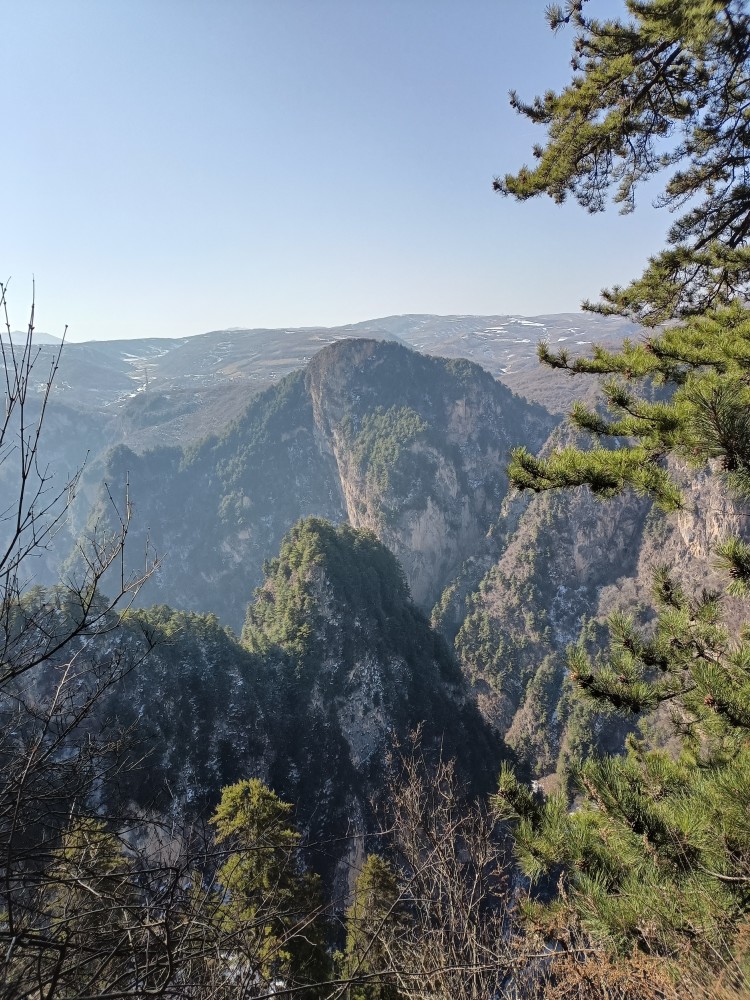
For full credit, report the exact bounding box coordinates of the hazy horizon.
[9,305,627,347]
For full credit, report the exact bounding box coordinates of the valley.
[5,305,750,997]
[11,311,741,808]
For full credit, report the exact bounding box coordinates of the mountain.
[0,312,629,588]
[7,312,632,450]
[442,444,750,793]
[8,330,62,345]
[58,519,500,889]
[240,518,501,886]
[89,338,554,630]
[15,304,750,905]
[20,311,700,804]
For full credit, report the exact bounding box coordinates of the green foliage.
[509,442,683,511]
[430,579,459,634]
[242,517,411,668]
[45,818,134,960]
[498,472,750,958]
[496,728,750,959]
[90,336,555,633]
[342,855,403,1000]
[239,516,500,851]
[211,779,329,990]
[104,603,278,814]
[453,517,559,698]
[551,669,623,800]
[506,655,566,775]
[497,0,750,326]
[214,370,312,527]
[349,406,428,495]
[456,607,510,684]
[562,573,734,720]
[715,536,750,596]
[341,404,436,526]
[509,305,750,509]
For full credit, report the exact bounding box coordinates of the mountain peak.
[243,518,423,671]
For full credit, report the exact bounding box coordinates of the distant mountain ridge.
[15,312,635,437]
[7,329,62,345]
[89,337,554,630]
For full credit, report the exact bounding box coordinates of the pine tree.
[210,778,329,994]
[343,855,403,1000]
[496,0,750,327]
[495,0,750,978]
[495,571,750,959]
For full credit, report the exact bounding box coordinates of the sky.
[3,1,668,342]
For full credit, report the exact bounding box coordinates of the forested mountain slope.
[91,338,553,630]
[44,520,501,888]
[445,450,750,789]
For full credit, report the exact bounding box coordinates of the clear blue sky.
[4,1,665,341]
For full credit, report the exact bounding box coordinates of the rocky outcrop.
[240,518,502,886]
[87,339,555,630]
[454,480,649,749]
[450,444,750,785]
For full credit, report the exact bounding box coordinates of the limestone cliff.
[88,339,555,630]
[305,339,553,607]
[450,445,750,788]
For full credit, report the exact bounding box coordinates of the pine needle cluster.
[496,0,750,326]
[509,305,750,515]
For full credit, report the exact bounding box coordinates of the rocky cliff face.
[450,479,648,779]
[88,339,555,630]
[305,340,553,607]
[447,442,750,788]
[595,459,750,623]
[81,519,501,890]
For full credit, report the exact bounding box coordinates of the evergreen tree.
[210,778,329,993]
[343,855,403,1000]
[28,819,138,996]
[495,0,750,979]
[495,570,750,960]
[496,0,750,326]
